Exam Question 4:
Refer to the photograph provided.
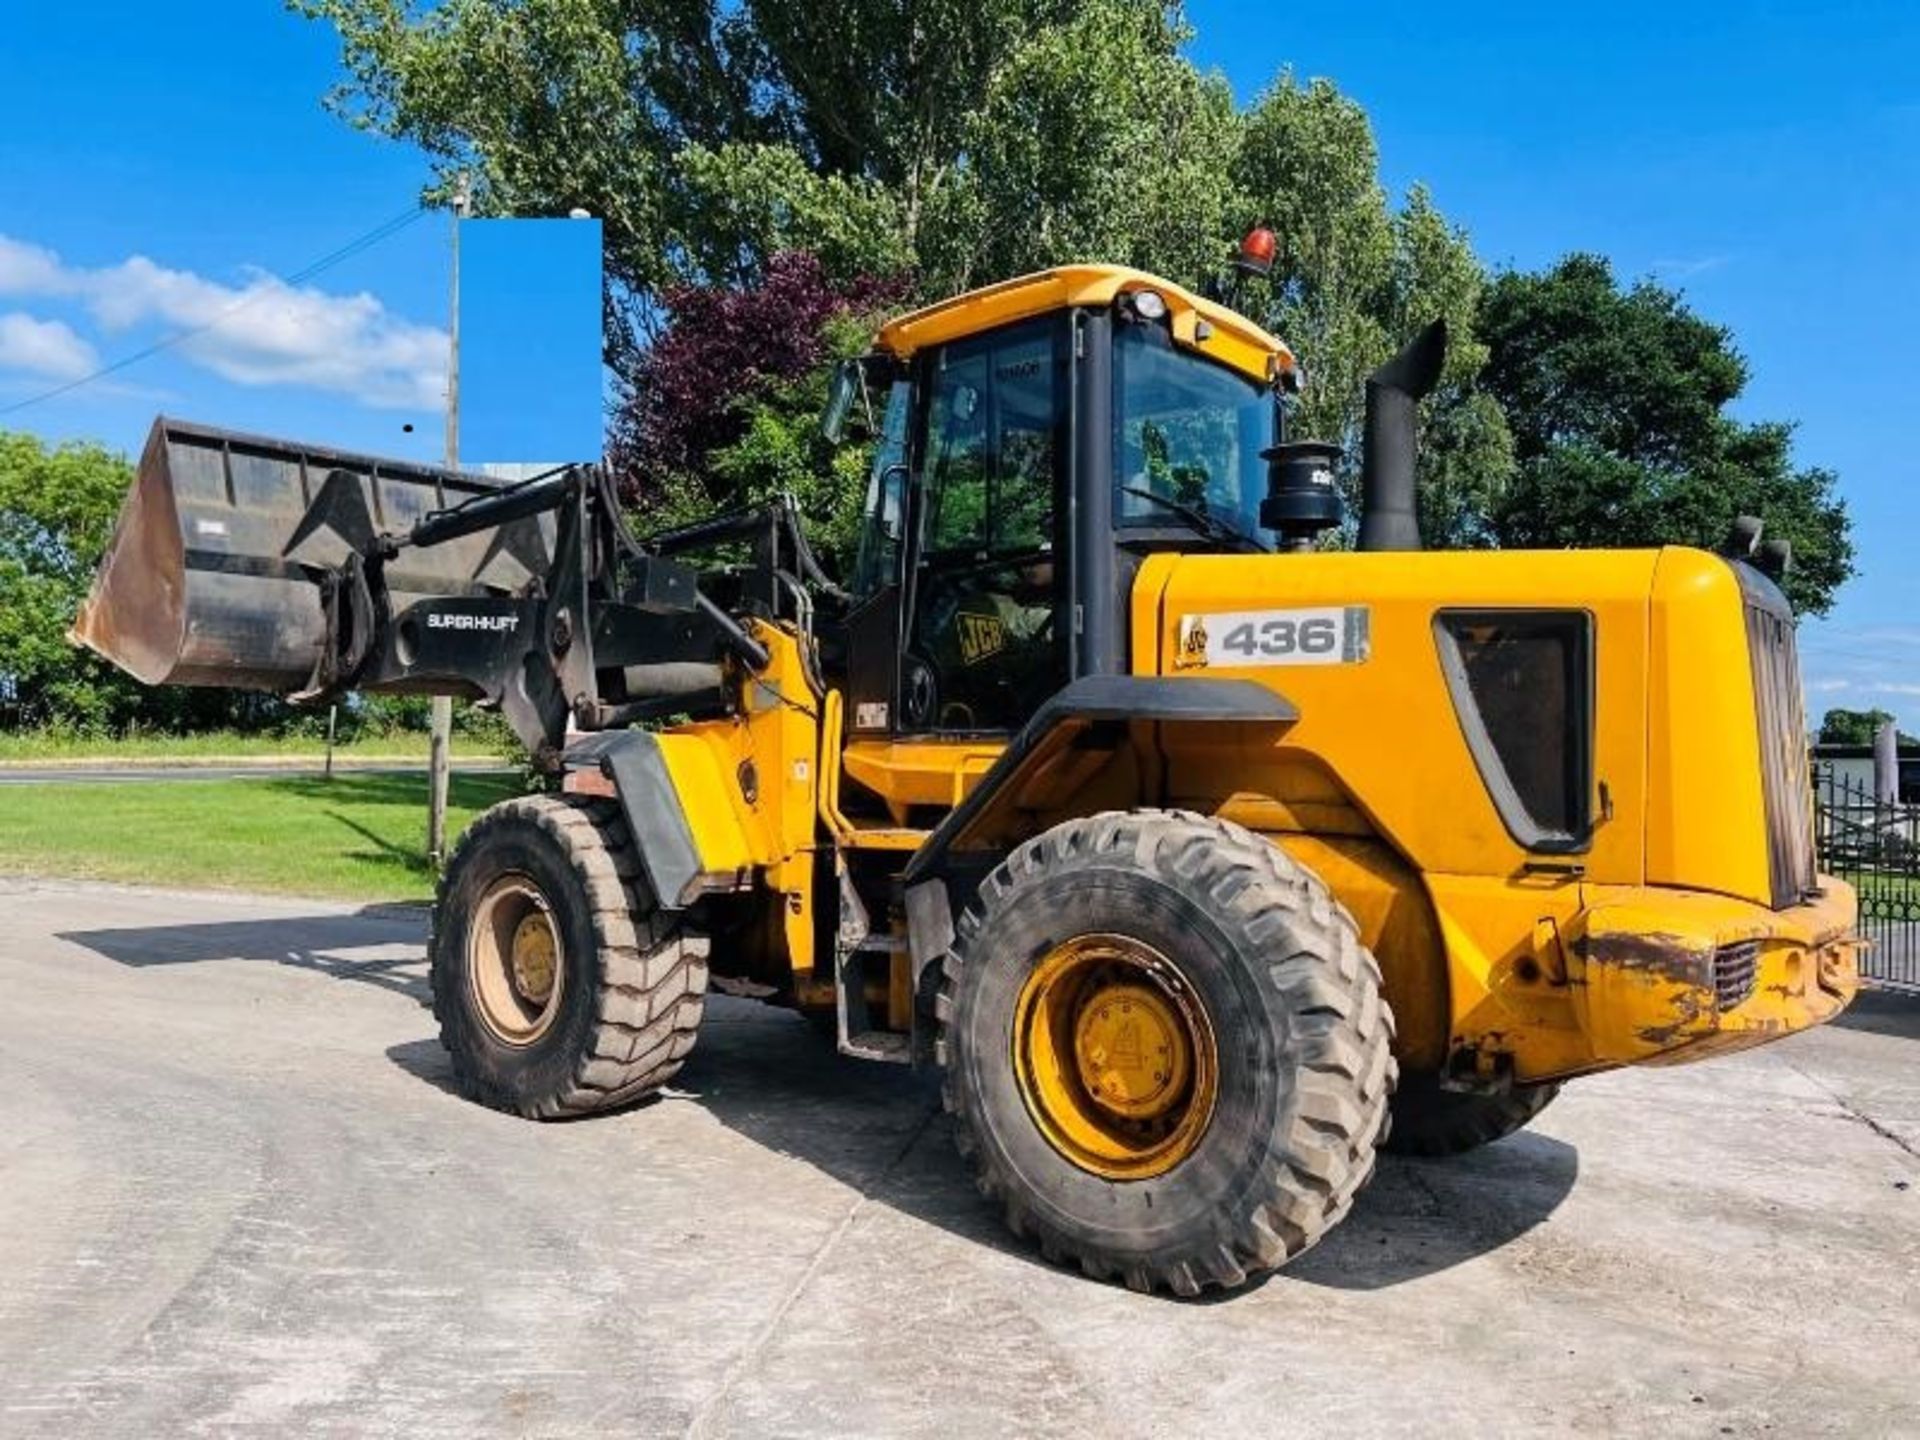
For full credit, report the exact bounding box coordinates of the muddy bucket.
[73,418,550,694]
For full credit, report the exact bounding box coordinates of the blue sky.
[2,2,1915,724]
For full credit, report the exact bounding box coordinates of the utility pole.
[1874,717,1899,809]
[429,171,471,868]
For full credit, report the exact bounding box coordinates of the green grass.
[1853,871,1920,906]
[0,729,459,763]
[0,772,526,900]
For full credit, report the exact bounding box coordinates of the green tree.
[299,1,1505,557]
[917,2,1241,295]
[291,0,1093,360]
[1229,78,1510,545]
[0,433,168,730]
[1480,254,1853,614]
[1817,707,1912,747]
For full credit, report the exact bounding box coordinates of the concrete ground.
[0,877,1914,1439]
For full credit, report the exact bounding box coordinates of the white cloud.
[0,236,72,296]
[0,233,446,411]
[0,312,99,380]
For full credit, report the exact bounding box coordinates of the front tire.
[431,795,707,1118]
[938,810,1396,1295]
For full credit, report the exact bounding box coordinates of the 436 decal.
[1175,606,1370,669]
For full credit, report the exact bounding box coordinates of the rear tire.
[938,810,1396,1295]
[431,795,707,1118]
[1383,1072,1560,1156]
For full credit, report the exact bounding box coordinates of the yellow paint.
[842,737,1006,819]
[660,520,1855,1087]
[652,623,825,972]
[876,264,1292,387]
[1134,543,1858,1082]
[1645,548,1771,902]
[1129,551,1183,673]
[1147,547,1655,883]
[655,735,758,879]
[509,911,558,1003]
[1573,879,1856,1067]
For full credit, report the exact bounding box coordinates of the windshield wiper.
[1120,486,1265,552]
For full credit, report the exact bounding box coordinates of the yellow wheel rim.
[1012,934,1217,1180]
[469,876,564,1046]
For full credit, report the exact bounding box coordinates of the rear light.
[1237,226,1277,276]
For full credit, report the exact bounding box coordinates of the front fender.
[900,674,1298,887]
[562,730,756,909]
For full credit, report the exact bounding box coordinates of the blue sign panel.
[458,218,603,464]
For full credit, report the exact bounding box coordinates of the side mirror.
[821,359,863,444]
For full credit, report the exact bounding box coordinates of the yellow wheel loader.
[74,246,1860,1295]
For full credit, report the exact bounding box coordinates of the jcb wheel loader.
[74,248,1861,1295]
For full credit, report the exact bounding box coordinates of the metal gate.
[1814,765,1920,991]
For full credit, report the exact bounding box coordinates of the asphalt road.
[0,763,514,785]
[1,877,1916,1438]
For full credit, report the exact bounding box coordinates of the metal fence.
[1814,764,1920,991]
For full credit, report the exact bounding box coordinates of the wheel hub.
[509,912,557,1005]
[1012,934,1217,1180]
[468,876,564,1046]
[1072,982,1191,1121]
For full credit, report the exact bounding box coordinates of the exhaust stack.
[1357,319,1447,553]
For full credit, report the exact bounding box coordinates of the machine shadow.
[1833,988,1920,1040]
[1286,1130,1578,1290]
[258,773,522,811]
[57,904,433,1005]
[404,993,1578,1295]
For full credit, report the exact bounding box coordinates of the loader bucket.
[73,418,551,695]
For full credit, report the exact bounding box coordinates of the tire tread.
[938,808,1397,1296]
[431,794,706,1119]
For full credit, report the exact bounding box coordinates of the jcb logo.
[1174,616,1210,669]
[956,612,1006,666]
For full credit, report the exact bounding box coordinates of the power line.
[0,204,430,418]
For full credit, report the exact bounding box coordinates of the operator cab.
[831,265,1296,767]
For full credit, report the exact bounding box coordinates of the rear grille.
[1745,599,1817,908]
[1713,940,1759,1010]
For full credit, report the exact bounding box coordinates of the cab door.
[842,378,913,734]
[897,316,1069,734]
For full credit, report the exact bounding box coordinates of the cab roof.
[875,264,1295,388]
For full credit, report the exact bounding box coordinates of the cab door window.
[903,319,1064,733]
[851,379,912,598]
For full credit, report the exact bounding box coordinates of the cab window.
[1114,323,1273,547]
